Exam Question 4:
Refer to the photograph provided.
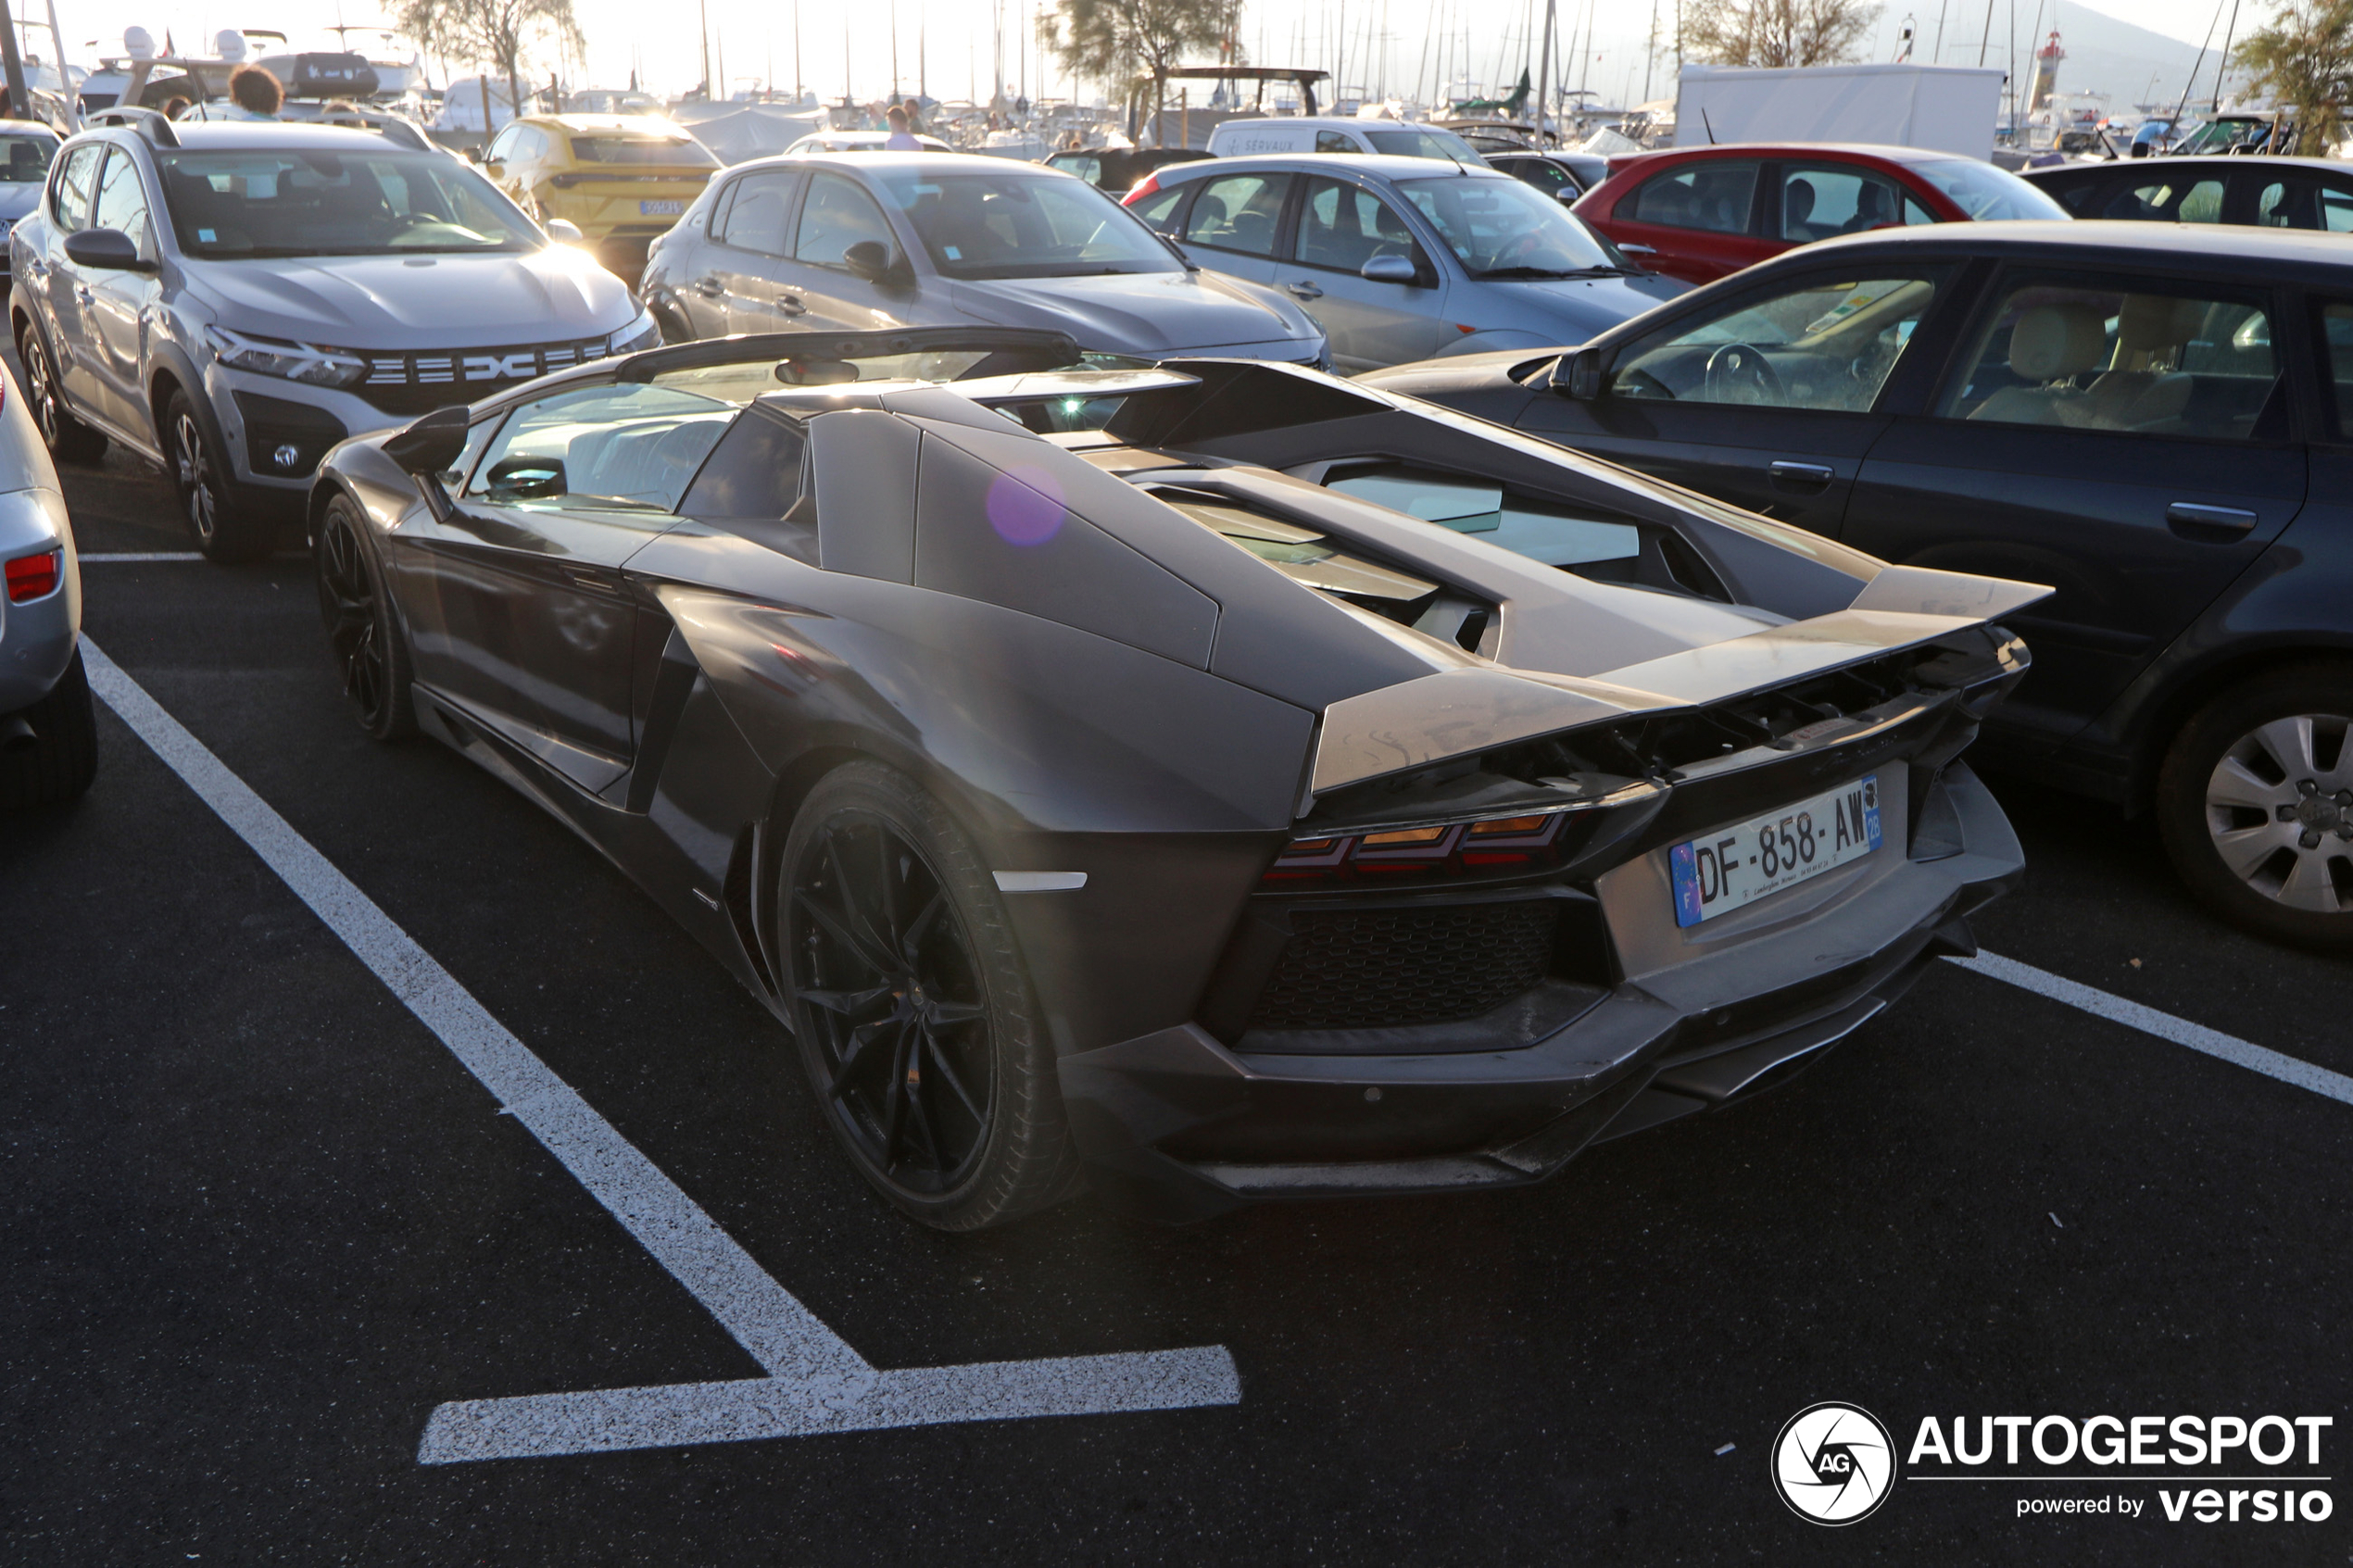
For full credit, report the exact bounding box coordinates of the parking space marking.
[1954,951,2353,1108]
[79,639,1241,1464]
[79,552,206,563]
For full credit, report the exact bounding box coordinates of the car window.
[153,147,539,257]
[89,148,152,252]
[0,132,56,183]
[1051,155,1101,184]
[1293,176,1422,272]
[1905,157,2069,220]
[679,408,808,520]
[466,383,738,513]
[876,169,1181,278]
[1314,131,1355,153]
[1183,171,1290,256]
[2256,177,2353,232]
[1776,163,1914,242]
[1128,181,1188,232]
[1363,127,1481,160]
[566,133,718,168]
[717,169,797,255]
[1942,278,2280,441]
[1507,158,1576,195]
[484,124,521,162]
[1626,160,1759,234]
[2106,176,2223,222]
[1612,271,1946,412]
[1325,461,1641,570]
[2320,302,2353,439]
[52,143,100,230]
[1398,173,1617,273]
[792,171,895,270]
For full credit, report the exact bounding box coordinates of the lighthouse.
[2029,29,2064,113]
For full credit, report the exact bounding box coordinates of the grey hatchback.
[638,153,1327,365]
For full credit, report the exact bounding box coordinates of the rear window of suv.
[566,134,718,167]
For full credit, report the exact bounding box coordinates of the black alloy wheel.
[165,388,272,563]
[781,763,1080,1230]
[18,323,106,463]
[313,496,416,740]
[2158,665,2353,949]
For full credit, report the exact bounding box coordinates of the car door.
[82,146,161,436]
[1520,261,1955,536]
[390,381,738,789]
[1277,173,1448,371]
[1173,168,1293,286]
[1591,158,1769,285]
[1841,268,2306,756]
[702,168,808,333]
[786,170,910,332]
[41,142,102,412]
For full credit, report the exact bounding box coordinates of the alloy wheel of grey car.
[166,389,269,564]
[17,326,105,464]
[2159,669,2353,948]
[782,763,1080,1230]
[314,497,416,741]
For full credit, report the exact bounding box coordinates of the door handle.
[74,285,92,304]
[1285,281,1325,299]
[2166,501,2259,537]
[690,277,723,298]
[775,294,806,316]
[1616,242,1658,256]
[1768,460,1835,489]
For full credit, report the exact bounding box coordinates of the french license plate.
[639,199,685,216]
[1670,775,1881,928]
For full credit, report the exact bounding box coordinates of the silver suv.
[9,112,652,561]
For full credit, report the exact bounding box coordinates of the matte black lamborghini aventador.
[309,326,2048,1229]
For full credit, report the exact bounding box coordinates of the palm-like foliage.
[2235,0,2353,155]
[394,0,585,130]
[1045,0,1233,141]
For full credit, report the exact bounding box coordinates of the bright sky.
[45,0,2235,107]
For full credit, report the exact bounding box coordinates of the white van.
[1203,117,1483,162]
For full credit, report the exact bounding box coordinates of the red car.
[1569,143,2067,285]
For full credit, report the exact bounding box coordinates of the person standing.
[883,105,920,150]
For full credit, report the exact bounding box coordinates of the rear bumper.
[1058,762,2022,1221]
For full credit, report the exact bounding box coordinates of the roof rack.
[617,327,1086,383]
[86,106,180,147]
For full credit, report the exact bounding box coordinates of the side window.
[1127,181,1188,233]
[706,177,740,237]
[1510,158,1575,196]
[89,149,152,252]
[484,124,520,163]
[793,171,894,269]
[1611,271,1946,411]
[1182,171,1290,256]
[1314,131,1355,153]
[1904,194,1938,225]
[1293,176,1419,272]
[679,409,810,521]
[1625,161,1759,234]
[718,170,798,255]
[2255,177,2353,232]
[2320,303,2353,439]
[1776,164,1912,242]
[465,383,738,513]
[1941,277,2280,441]
[2109,176,2223,222]
[52,143,100,231]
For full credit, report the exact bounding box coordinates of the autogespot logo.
[1774,1402,1897,1524]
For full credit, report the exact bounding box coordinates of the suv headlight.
[610,307,661,355]
[205,325,368,388]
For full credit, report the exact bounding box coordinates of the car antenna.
[1702,107,1718,144]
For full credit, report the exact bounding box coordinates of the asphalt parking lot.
[6,433,2353,1565]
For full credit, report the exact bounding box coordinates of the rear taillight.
[6,547,59,602]
[1262,809,1573,889]
[1121,173,1160,206]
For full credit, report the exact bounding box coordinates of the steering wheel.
[1703,342,1786,404]
[1491,230,1548,269]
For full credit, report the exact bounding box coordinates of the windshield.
[567,133,718,167]
[1397,174,1619,276]
[154,147,542,257]
[875,170,1181,279]
[2176,118,2270,154]
[0,132,56,182]
[1363,127,1481,161]
[1908,157,2068,221]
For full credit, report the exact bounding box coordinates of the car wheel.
[313,495,416,740]
[2157,666,2353,948]
[0,646,97,808]
[780,762,1082,1230]
[18,322,106,463]
[165,388,271,563]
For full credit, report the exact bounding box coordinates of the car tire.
[0,646,97,808]
[2157,665,2353,948]
[780,761,1083,1230]
[313,495,416,741]
[17,320,107,464]
[164,387,271,563]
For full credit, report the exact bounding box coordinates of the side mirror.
[1549,345,1606,400]
[63,227,146,271]
[545,217,584,243]
[384,405,471,476]
[484,453,567,500]
[1555,186,1580,204]
[1360,253,1417,284]
[842,239,894,283]
[465,144,485,163]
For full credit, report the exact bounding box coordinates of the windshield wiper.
[1478,264,1629,281]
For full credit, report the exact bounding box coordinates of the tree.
[2234,0,2353,155]
[1680,0,1880,69]
[394,0,584,132]
[1044,0,1232,143]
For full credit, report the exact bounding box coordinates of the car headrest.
[2009,303,2107,382]
[2114,294,2205,363]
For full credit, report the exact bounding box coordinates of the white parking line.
[1951,951,2353,1107]
[79,552,206,563]
[78,639,1240,1464]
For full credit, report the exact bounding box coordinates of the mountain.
[1894,0,2219,111]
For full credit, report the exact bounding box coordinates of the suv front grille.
[1248,901,1559,1031]
[358,337,612,414]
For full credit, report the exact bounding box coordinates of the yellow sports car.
[481,114,719,280]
